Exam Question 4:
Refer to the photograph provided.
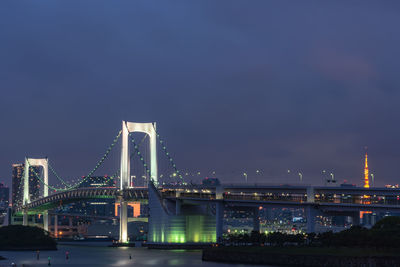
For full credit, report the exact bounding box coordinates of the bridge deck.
[14,185,400,214]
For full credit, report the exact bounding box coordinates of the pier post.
[23,209,28,226]
[54,214,58,238]
[176,199,181,215]
[307,187,315,203]
[119,200,128,243]
[306,206,316,233]
[43,211,49,231]
[253,207,260,233]
[216,202,224,243]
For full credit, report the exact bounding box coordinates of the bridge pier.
[253,207,260,233]
[43,212,49,232]
[306,205,317,233]
[119,200,128,243]
[54,214,58,238]
[307,187,315,202]
[176,199,182,215]
[216,202,224,243]
[353,212,361,226]
[22,210,28,226]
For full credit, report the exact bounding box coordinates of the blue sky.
[1,1,400,187]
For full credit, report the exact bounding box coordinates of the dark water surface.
[0,243,271,267]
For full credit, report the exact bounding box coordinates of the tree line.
[223,216,400,248]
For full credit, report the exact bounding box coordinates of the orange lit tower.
[364,152,369,188]
[360,151,371,222]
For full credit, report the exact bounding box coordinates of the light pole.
[243,172,248,183]
[298,172,303,182]
[329,172,336,184]
[371,173,374,187]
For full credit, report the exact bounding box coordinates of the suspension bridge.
[10,121,400,245]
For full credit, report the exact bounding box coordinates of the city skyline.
[2,1,400,187]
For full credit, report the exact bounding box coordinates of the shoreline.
[202,247,400,267]
[0,245,57,251]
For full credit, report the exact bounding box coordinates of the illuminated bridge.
[11,120,400,245]
[150,184,400,243]
[14,187,148,214]
[13,181,400,244]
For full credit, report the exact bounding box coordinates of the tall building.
[0,183,9,209]
[12,164,40,207]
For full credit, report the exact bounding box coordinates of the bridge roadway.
[16,184,400,214]
[15,187,148,213]
[13,184,400,237]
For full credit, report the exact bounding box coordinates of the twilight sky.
[1,1,400,188]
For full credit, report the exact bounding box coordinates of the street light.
[298,172,303,182]
[371,173,374,187]
[243,172,248,183]
[330,173,336,184]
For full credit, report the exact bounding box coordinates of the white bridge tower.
[23,158,49,230]
[119,121,158,243]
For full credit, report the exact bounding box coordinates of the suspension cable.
[129,133,152,180]
[152,126,184,181]
[48,161,71,188]
[27,130,122,191]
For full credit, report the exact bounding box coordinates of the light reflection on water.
[0,243,272,267]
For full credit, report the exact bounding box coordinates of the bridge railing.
[314,194,400,206]
[223,192,307,203]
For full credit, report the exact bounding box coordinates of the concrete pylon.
[216,202,224,243]
[119,121,158,243]
[54,214,58,238]
[307,187,315,203]
[119,199,128,243]
[43,211,49,231]
[253,207,260,233]
[306,205,318,233]
[22,209,28,226]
